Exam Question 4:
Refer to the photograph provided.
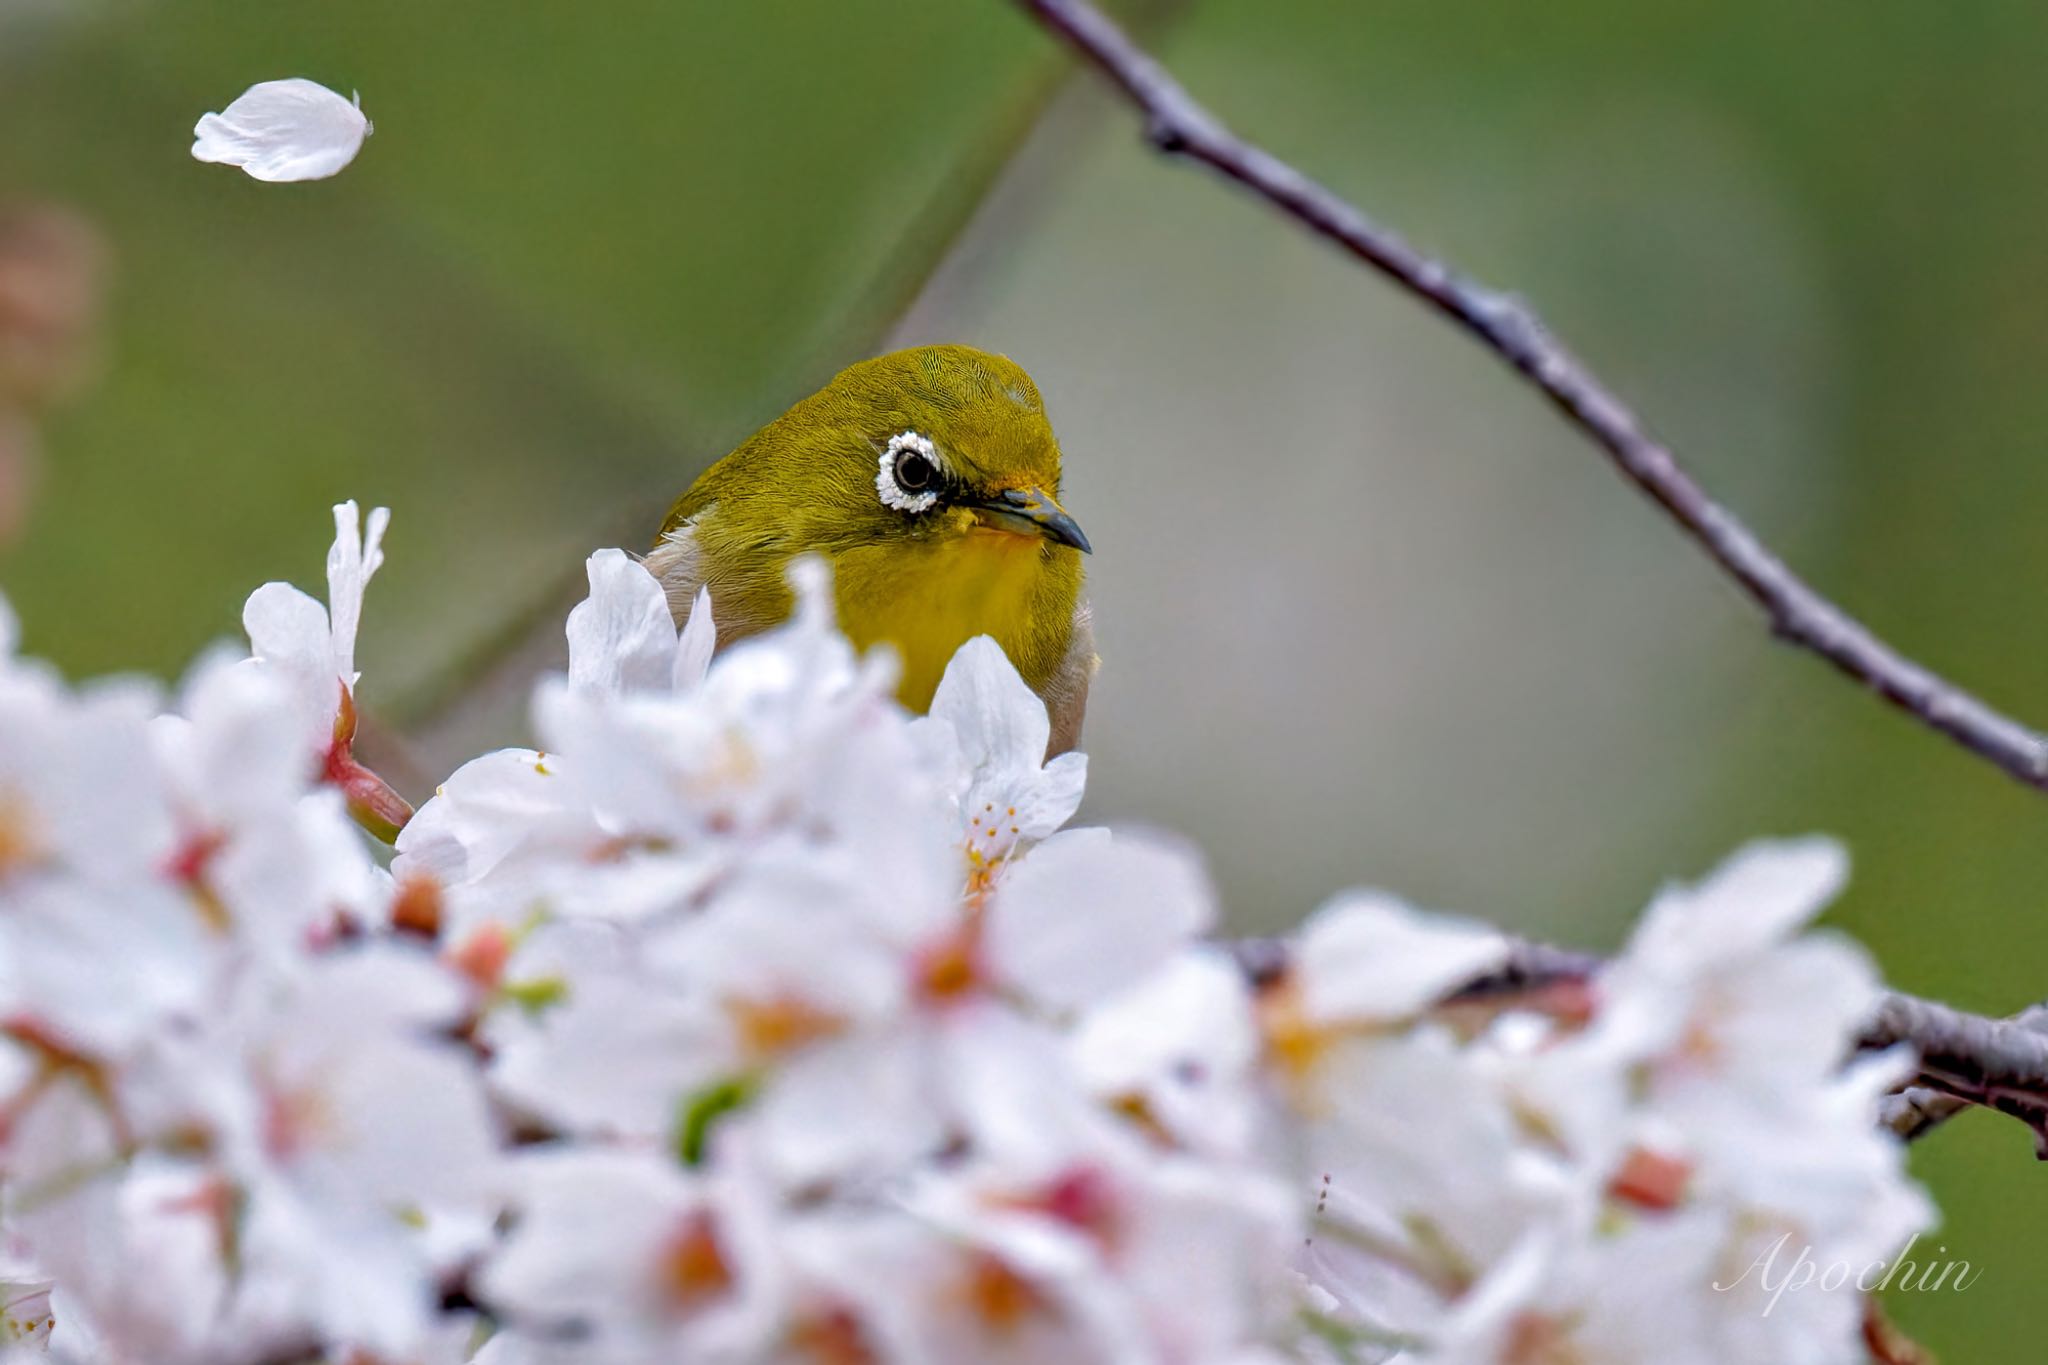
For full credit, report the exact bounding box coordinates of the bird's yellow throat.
[833,515,1073,713]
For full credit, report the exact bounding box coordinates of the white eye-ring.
[877,430,943,513]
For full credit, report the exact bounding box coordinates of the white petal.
[1073,949,1257,1098]
[325,500,387,685]
[987,828,1215,1012]
[786,555,834,630]
[240,580,338,742]
[1625,837,1847,974]
[392,746,580,888]
[758,1030,939,1185]
[241,580,330,670]
[674,586,717,691]
[1071,948,1261,1152]
[1294,891,1509,1023]
[565,549,678,697]
[192,79,372,183]
[479,1148,693,1322]
[930,636,1050,778]
[920,635,1088,858]
[489,970,717,1138]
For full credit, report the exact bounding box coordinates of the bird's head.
[660,344,1091,712]
[745,344,1090,558]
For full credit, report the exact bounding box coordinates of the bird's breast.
[832,528,1078,714]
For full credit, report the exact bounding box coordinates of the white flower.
[1624,836,1849,981]
[0,664,215,1055]
[120,946,510,1358]
[144,652,386,960]
[10,1155,234,1364]
[392,745,601,927]
[0,876,213,1057]
[242,501,411,837]
[479,1145,784,1358]
[191,79,372,183]
[740,828,1214,1190]
[1508,839,1895,1160]
[822,1131,1298,1365]
[1070,948,1265,1158]
[242,500,388,749]
[1254,890,1507,1114]
[1296,1030,1587,1338]
[914,635,1086,869]
[486,935,720,1139]
[0,512,1955,1365]
[530,557,911,867]
[0,660,167,886]
[1286,843,1930,1365]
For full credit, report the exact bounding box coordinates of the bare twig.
[1441,939,1602,1004]
[1861,993,2048,1155]
[1879,1000,2048,1142]
[1011,0,2048,793]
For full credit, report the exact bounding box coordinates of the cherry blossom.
[0,507,1938,1365]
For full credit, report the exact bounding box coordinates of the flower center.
[447,922,512,992]
[1607,1144,1692,1211]
[727,993,845,1062]
[262,1082,334,1163]
[786,1304,877,1365]
[994,1164,1125,1256]
[957,1252,1049,1335]
[1503,1311,1584,1365]
[913,924,985,1004]
[659,1211,734,1312]
[1254,973,1339,1089]
[0,788,44,882]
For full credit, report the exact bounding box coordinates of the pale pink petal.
[987,829,1214,1013]
[192,79,371,183]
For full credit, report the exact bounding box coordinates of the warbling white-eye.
[648,345,1095,753]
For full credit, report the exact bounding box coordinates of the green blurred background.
[3,0,2044,1352]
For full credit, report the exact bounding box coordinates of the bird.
[647,344,1096,755]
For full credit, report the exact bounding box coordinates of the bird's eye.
[893,448,935,490]
[877,431,944,514]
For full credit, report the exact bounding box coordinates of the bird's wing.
[1044,600,1098,759]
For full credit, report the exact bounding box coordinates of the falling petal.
[192,79,371,183]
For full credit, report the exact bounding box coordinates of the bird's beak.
[968,486,1092,554]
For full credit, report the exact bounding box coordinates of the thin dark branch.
[1878,999,2048,1142]
[1011,0,2048,793]
[1442,939,1602,1003]
[1861,993,2048,1155]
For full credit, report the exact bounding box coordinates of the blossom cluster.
[0,504,1930,1363]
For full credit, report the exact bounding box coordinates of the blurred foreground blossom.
[191,79,371,183]
[1289,843,1930,1364]
[0,504,1931,1363]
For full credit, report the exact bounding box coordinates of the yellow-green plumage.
[649,345,1095,751]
